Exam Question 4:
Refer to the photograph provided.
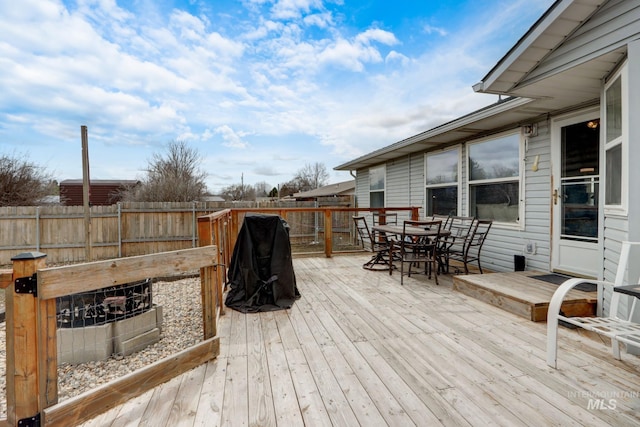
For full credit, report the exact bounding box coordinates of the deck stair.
[452,271,597,321]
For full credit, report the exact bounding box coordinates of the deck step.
[452,271,597,322]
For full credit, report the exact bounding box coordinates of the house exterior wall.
[347,0,640,319]
[60,183,124,206]
[518,118,552,272]
[609,37,640,319]
[354,169,368,208]
[386,156,410,211]
[353,120,555,273]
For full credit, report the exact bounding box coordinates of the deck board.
[80,255,640,426]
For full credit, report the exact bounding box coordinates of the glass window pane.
[427,187,457,216]
[370,191,384,208]
[562,121,599,178]
[606,76,622,143]
[370,166,385,191]
[562,181,598,239]
[469,133,520,180]
[426,150,458,184]
[605,144,622,205]
[470,182,519,222]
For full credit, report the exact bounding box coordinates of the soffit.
[476,0,606,95]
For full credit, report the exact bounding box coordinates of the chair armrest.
[546,277,604,368]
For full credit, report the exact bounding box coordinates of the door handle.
[553,189,558,205]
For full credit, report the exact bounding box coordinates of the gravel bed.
[1,276,203,419]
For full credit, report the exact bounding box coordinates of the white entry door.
[551,110,601,278]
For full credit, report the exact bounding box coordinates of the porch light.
[586,120,599,129]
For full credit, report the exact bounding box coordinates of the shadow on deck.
[81,255,640,426]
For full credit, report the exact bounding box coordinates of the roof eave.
[475,0,603,95]
[334,97,535,171]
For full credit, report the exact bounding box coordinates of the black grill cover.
[225,214,299,312]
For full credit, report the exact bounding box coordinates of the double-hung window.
[369,165,385,208]
[604,63,627,212]
[467,132,522,224]
[425,148,459,215]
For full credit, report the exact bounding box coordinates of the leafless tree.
[292,162,329,192]
[253,181,271,198]
[220,183,256,201]
[120,140,208,202]
[0,152,55,206]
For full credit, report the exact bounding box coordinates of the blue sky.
[0,0,554,194]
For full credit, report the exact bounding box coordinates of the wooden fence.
[0,199,357,266]
[1,209,231,426]
[1,206,419,426]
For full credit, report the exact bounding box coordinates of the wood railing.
[2,246,222,427]
[1,206,418,426]
[198,206,419,259]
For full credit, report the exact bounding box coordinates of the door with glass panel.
[551,110,600,277]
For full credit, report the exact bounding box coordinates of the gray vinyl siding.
[409,154,425,216]
[385,157,410,210]
[355,170,369,208]
[524,0,640,84]
[516,119,552,272]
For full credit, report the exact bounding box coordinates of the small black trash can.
[514,255,526,271]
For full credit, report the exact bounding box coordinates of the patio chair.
[373,211,398,226]
[428,214,452,230]
[391,219,442,285]
[353,215,392,271]
[547,241,640,368]
[440,216,476,273]
[446,219,492,274]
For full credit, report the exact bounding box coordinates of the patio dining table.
[372,224,451,274]
[372,224,450,239]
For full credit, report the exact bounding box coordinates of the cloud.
[215,125,250,148]
[270,0,323,20]
[316,27,398,71]
[385,50,410,66]
[423,24,448,37]
[0,0,554,193]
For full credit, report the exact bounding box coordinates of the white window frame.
[603,63,628,215]
[466,130,524,229]
[369,164,386,208]
[424,146,461,216]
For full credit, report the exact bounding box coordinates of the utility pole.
[81,125,92,261]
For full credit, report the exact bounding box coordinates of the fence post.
[324,209,333,258]
[6,252,49,426]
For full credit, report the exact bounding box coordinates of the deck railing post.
[6,251,51,426]
[324,209,333,258]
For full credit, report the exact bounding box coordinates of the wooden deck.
[80,255,640,426]
[453,271,598,322]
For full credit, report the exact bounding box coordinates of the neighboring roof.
[292,180,355,198]
[60,179,140,186]
[203,195,225,202]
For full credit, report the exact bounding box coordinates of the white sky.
[0,0,554,194]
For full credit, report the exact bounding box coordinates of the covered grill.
[225,214,299,312]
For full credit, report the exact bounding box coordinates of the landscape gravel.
[0,276,203,419]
